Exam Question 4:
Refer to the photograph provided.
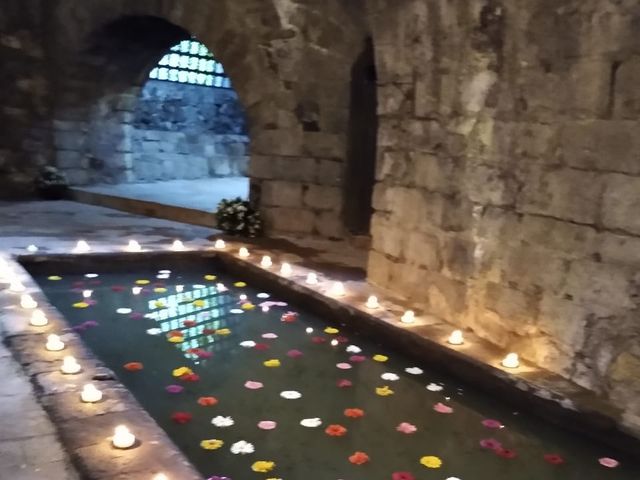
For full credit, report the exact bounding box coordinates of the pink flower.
[396,422,417,434]
[481,418,503,429]
[479,438,502,450]
[244,381,264,390]
[433,402,453,414]
[257,420,277,430]
[336,363,352,370]
[337,379,352,388]
[495,447,517,459]
[287,349,303,358]
[196,350,213,359]
[165,384,184,394]
[598,457,619,468]
[392,473,415,480]
[349,355,366,363]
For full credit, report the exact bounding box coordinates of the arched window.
[149,39,231,88]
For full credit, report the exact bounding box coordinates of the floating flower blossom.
[381,372,399,381]
[180,373,200,382]
[258,420,277,430]
[251,461,275,473]
[165,385,184,394]
[433,402,453,414]
[543,453,565,465]
[173,367,193,377]
[230,309,244,314]
[211,416,234,427]
[123,362,143,371]
[240,340,256,348]
[324,327,339,334]
[204,274,217,281]
[234,282,247,288]
[300,418,322,428]
[344,408,365,418]
[200,439,224,450]
[405,367,423,375]
[154,287,167,293]
[495,447,517,459]
[171,412,193,424]
[350,355,366,363]
[280,390,302,399]
[481,419,503,429]
[346,345,362,353]
[198,396,218,406]
[396,422,417,434]
[183,320,197,327]
[135,279,150,285]
[230,440,255,455]
[154,300,166,308]
[420,456,442,468]
[263,359,281,368]
[479,438,502,450]
[286,349,303,358]
[48,276,62,281]
[325,424,347,436]
[376,386,394,396]
[373,354,389,362]
[168,336,184,343]
[599,457,619,468]
[193,300,205,307]
[168,330,183,339]
[281,312,298,323]
[244,381,264,390]
[241,303,255,310]
[337,363,352,370]
[262,333,278,339]
[392,472,415,480]
[337,379,352,388]
[73,302,89,308]
[203,328,217,335]
[216,328,231,336]
[349,451,370,465]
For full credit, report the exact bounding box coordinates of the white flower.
[381,372,400,381]
[230,440,254,455]
[346,345,362,354]
[257,293,270,298]
[405,367,423,375]
[280,390,302,399]
[426,383,443,391]
[239,340,256,348]
[84,273,98,278]
[300,418,322,428]
[146,328,162,335]
[230,309,244,314]
[211,416,234,427]
[116,308,132,314]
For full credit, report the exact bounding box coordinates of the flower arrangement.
[214,197,262,237]
[34,166,69,200]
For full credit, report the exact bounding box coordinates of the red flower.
[348,451,370,465]
[183,320,197,327]
[197,396,218,406]
[479,438,502,450]
[337,379,353,388]
[123,362,143,371]
[311,336,326,344]
[196,350,212,359]
[167,330,183,338]
[180,373,200,382]
[543,453,565,465]
[171,411,192,424]
[281,312,298,323]
[495,447,517,459]
[325,424,348,437]
[203,328,216,335]
[344,408,365,418]
[254,343,270,351]
[392,473,415,480]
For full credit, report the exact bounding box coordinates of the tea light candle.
[132,287,142,295]
[20,294,37,309]
[73,240,90,253]
[82,290,92,299]
[330,339,339,347]
[10,281,25,293]
[400,310,415,324]
[112,425,136,449]
[171,240,185,251]
[30,309,48,327]
[214,239,226,249]
[280,262,292,277]
[80,383,103,403]
[238,247,250,258]
[26,244,38,253]
[45,334,65,351]
[126,240,141,252]
[365,295,379,309]
[501,352,520,369]
[260,255,272,268]
[448,329,464,345]
[329,281,345,297]
[60,355,81,374]
[306,273,318,285]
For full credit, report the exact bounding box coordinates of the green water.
[32,265,639,480]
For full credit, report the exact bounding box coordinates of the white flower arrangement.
[215,197,262,237]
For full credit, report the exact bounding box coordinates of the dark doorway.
[343,37,378,236]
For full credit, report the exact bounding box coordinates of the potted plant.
[214,197,262,237]
[34,166,69,200]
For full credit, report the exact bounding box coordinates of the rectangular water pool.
[25,255,639,480]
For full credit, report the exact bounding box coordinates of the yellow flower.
[216,328,231,336]
[168,336,184,343]
[193,299,205,307]
[204,274,217,281]
[48,276,62,281]
[263,359,281,368]
[373,354,389,362]
[154,287,167,293]
[420,455,442,468]
[200,439,224,450]
[173,366,193,377]
[251,461,275,473]
[324,327,339,334]
[376,385,394,396]
[241,302,255,310]
[234,281,247,287]
[72,302,89,308]
[154,300,166,308]
[135,279,150,285]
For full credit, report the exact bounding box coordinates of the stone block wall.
[367,0,640,436]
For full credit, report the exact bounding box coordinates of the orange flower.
[349,451,370,465]
[325,424,348,437]
[344,408,365,418]
[198,396,218,406]
[123,362,143,371]
[167,330,184,338]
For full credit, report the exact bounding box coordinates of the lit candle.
[365,295,379,309]
[60,355,82,374]
[26,244,38,253]
[400,310,415,324]
[171,240,185,251]
[175,285,184,293]
[280,262,292,277]
[73,240,90,253]
[30,309,48,327]
[448,330,464,345]
[10,281,25,293]
[260,255,272,268]
[132,286,142,295]
[112,425,136,449]
[501,352,520,369]
[82,290,93,299]
[45,334,65,351]
[214,239,226,249]
[20,294,37,309]
[238,247,250,258]
[305,327,314,334]
[80,383,103,403]
[306,273,318,285]
[126,240,141,252]
[329,281,345,297]
[330,339,339,347]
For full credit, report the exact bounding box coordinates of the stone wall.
[366,0,640,437]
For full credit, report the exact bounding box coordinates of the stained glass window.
[148,39,231,88]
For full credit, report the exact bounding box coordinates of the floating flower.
[396,422,417,434]
[216,328,231,336]
[325,424,347,436]
[392,472,415,480]
[135,279,150,285]
[426,383,443,391]
[495,447,517,459]
[481,419,503,429]
[123,362,143,371]
[230,440,255,455]
[195,350,213,359]
[350,355,366,363]
[204,274,217,281]
[154,287,167,293]
[183,320,197,327]
[165,385,184,394]
[286,349,303,358]
[200,439,224,450]
[258,420,277,430]
[254,343,270,350]
[245,381,263,390]
[73,302,89,308]
[405,367,423,375]
[311,336,326,344]
[344,408,365,418]
[337,379,353,388]
[180,373,200,382]
[433,402,453,414]
[479,438,502,450]
[203,328,217,335]
[240,340,256,348]
[381,372,399,381]
[171,411,193,424]
[241,303,255,310]
[48,276,62,281]
[337,362,352,370]
[420,456,442,468]
[376,386,394,396]
[599,457,619,468]
[263,359,281,368]
[280,390,302,399]
[154,301,165,308]
[300,418,322,428]
[193,299,205,307]
[211,416,234,427]
[198,396,218,406]
[173,367,193,377]
[324,327,339,334]
[543,453,565,465]
[168,330,184,338]
[281,312,298,323]
[262,333,278,339]
[251,461,275,473]
[373,354,388,362]
[168,336,184,343]
[346,345,362,353]
[257,293,270,298]
[234,282,247,288]
[230,309,244,314]
[349,451,370,465]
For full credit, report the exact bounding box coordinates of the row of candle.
[70,239,187,254]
